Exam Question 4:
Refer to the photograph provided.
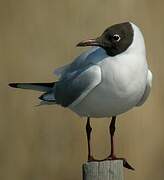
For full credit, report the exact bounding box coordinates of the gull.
[9,22,152,170]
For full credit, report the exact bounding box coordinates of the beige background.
[1,0,164,179]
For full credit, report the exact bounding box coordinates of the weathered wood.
[82,160,123,180]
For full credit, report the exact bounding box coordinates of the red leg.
[106,116,135,170]
[109,116,116,158]
[86,117,95,161]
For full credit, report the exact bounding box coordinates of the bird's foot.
[104,155,135,170]
[87,155,134,170]
[88,155,97,162]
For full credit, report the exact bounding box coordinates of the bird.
[9,22,152,170]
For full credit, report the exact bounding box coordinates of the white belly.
[70,55,148,118]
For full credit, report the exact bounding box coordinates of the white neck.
[126,22,146,56]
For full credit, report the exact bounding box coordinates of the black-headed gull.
[9,22,152,170]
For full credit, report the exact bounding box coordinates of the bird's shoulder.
[54,47,108,79]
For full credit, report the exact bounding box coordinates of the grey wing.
[136,70,153,106]
[55,64,102,107]
[54,47,107,79]
[53,64,70,78]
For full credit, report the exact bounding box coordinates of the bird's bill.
[76,38,100,47]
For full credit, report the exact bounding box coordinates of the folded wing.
[55,64,102,107]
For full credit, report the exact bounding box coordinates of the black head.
[77,22,134,56]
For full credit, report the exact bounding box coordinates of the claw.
[88,156,96,162]
[87,155,135,171]
[123,159,135,170]
[104,155,135,171]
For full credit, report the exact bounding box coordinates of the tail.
[9,82,55,92]
[9,82,57,103]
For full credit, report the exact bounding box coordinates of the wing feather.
[55,64,102,107]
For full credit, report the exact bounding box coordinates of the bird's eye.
[113,34,121,42]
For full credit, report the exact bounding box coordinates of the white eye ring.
[113,34,121,42]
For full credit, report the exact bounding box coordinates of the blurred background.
[1,0,164,179]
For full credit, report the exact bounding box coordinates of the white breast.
[70,53,148,117]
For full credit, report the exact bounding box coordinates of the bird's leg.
[86,117,95,161]
[109,116,116,158]
[105,116,135,170]
[104,116,116,159]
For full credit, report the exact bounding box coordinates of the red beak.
[76,38,100,47]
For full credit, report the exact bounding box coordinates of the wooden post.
[82,160,123,180]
